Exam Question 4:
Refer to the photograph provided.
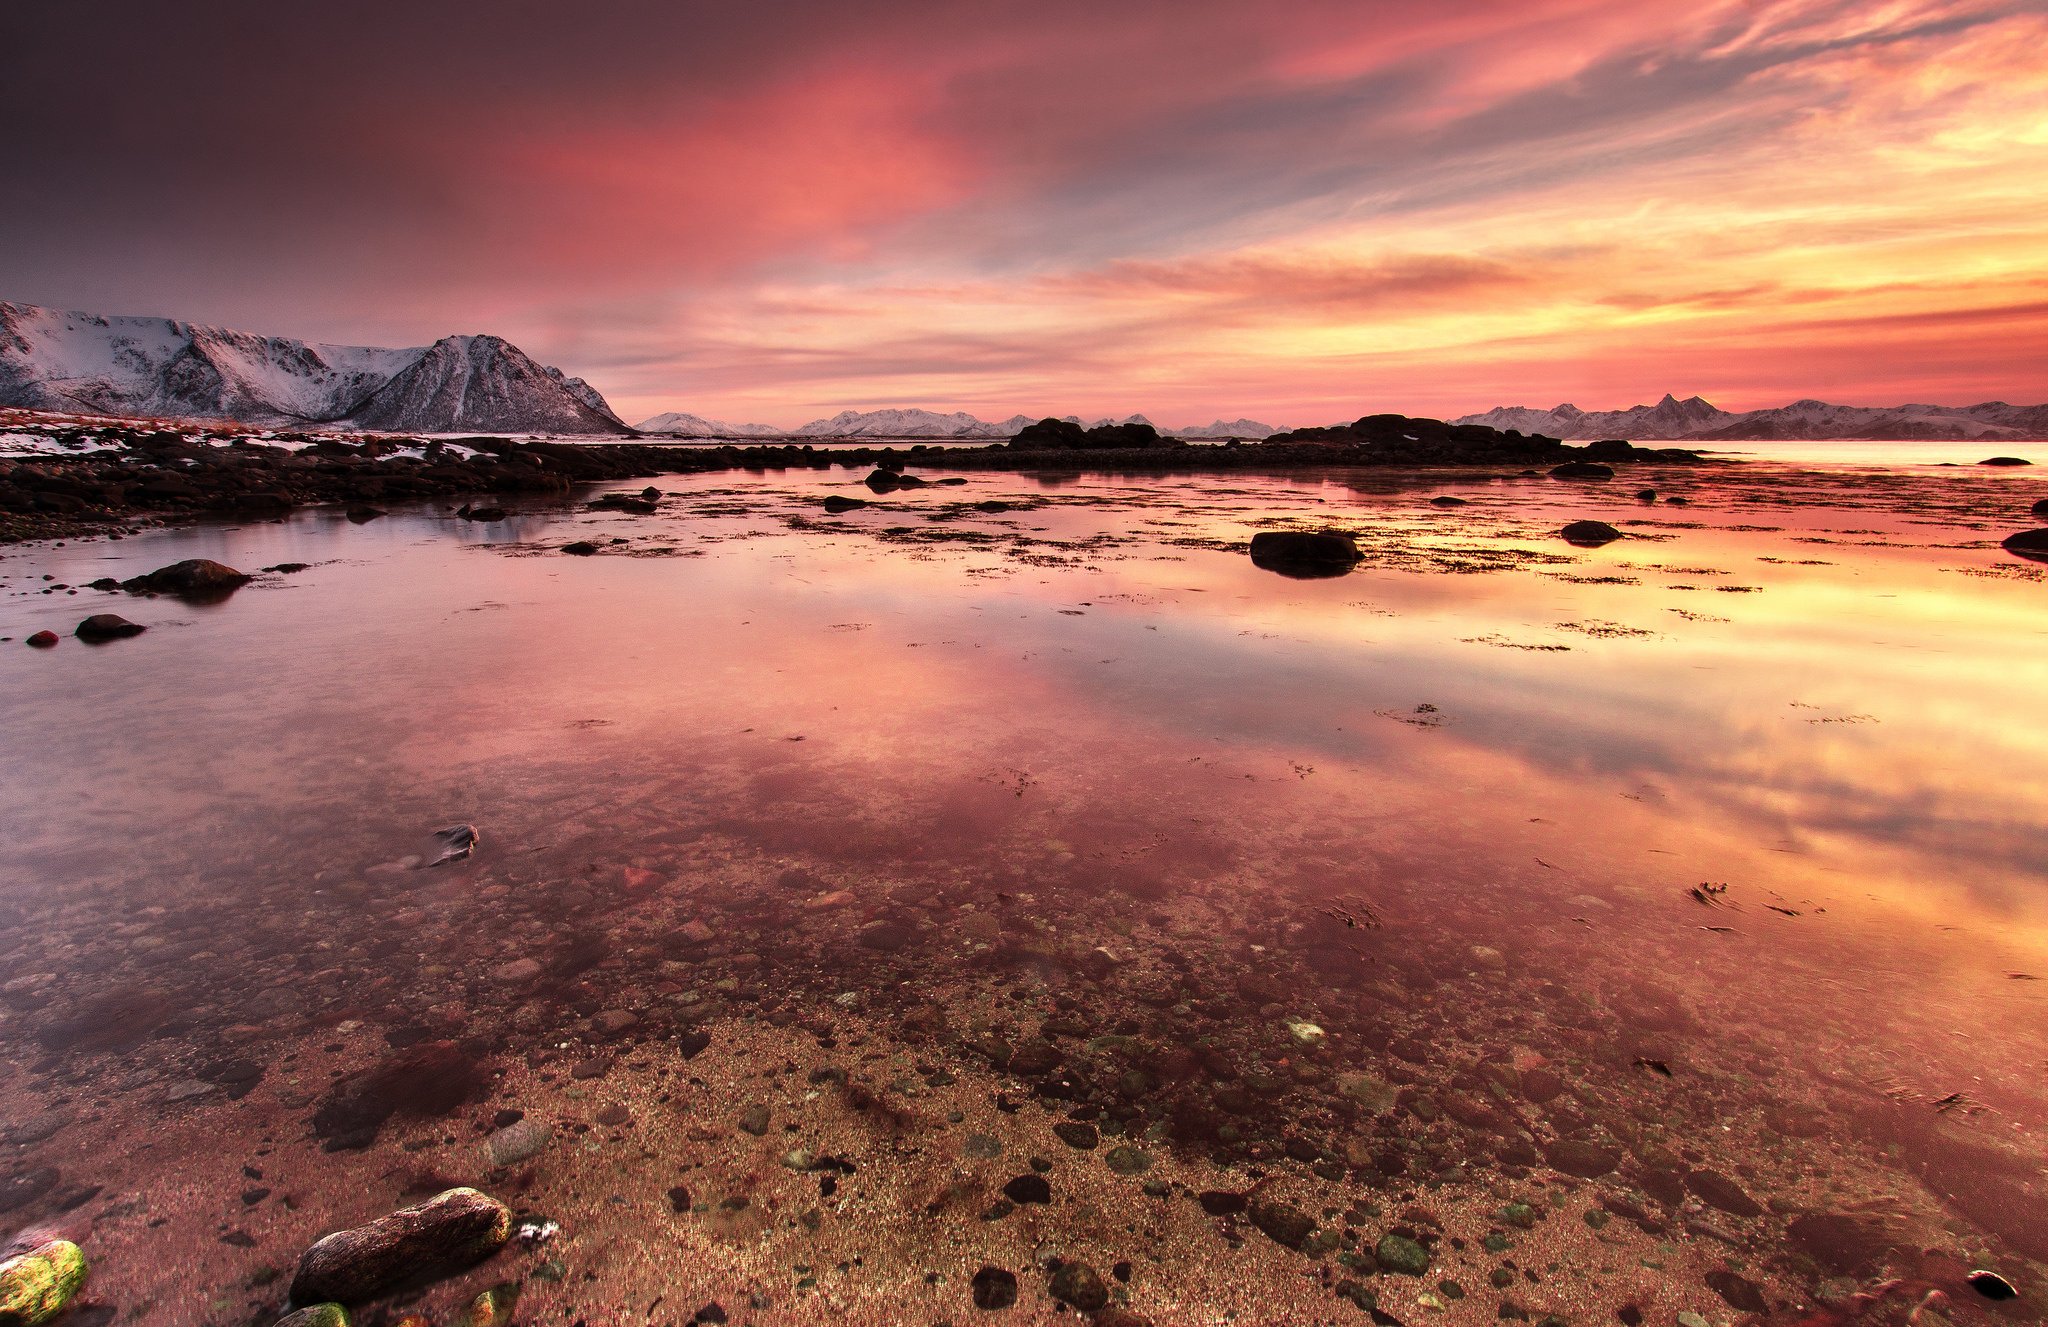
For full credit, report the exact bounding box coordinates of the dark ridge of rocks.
[287,1186,511,1306]
[1549,461,1615,480]
[1006,418,1184,451]
[1560,520,1624,547]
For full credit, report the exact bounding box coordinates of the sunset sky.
[4,0,2045,427]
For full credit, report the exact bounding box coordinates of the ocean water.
[0,457,2043,1325]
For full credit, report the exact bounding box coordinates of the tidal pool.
[0,458,2043,1326]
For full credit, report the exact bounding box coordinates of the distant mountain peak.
[1453,394,2048,441]
[0,300,626,434]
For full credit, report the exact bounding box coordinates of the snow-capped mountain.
[635,411,784,437]
[1455,393,2048,440]
[0,301,627,433]
[633,406,1279,439]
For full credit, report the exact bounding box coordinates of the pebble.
[274,1308,350,1327]
[1104,1144,1151,1175]
[738,1104,771,1136]
[491,958,542,983]
[487,1118,551,1165]
[1001,1174,1050,1204]
[1048,1261,1109,1312]
[1374,1233,1432,1275]
[970,1265,1018,1310]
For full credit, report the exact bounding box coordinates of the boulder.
[1047,1262,1109,1312]
[455,506,507,522]
[288,1187,511,1306]
[1429,496,1468,507]
[2033,498,2048,518]
[2003,529,2048,563]
[1978,456,2031,466]
[1248,1198,1316,1249]
[344,506,386,524]
[120,558,251,599]
[0,1238,87,1325]
[1248,531,1363,578]
[588,494,657,514]
[1549,461,1614,480]
[74,614,145,642]
[560,541,600,556]
[25,631,58,649]
[821,495,869,514]
[1560,520,1624,547]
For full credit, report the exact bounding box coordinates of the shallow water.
[1,459,2044,1326]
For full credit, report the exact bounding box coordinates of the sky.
[3,0,2046,428]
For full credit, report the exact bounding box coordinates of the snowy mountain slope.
[0,301,627,433]
[1454,393,2048,440]
[634,411,783,437]
[631,406,1278,439]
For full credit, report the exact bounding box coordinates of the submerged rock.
[1375,1233,1432,1275]
[560,541,600,556]
[74,614,144,642]
[2001,528,2048,563]
[1543,1139,1620,1178]
[1248,531,1362,578]
[1978,456,2031,466]
[1549,461,1614,479]
[1048,1261,1109,1312]
[275,1307,350,1327]
[1249,1198,1316,1249]
[120,558,250,598]
[312,1041,482,1150]
[289,1187,512,1305]
[1685,1168,1763,1218]
[344,506,386,524]
[485,1118,550,1166]
[1560,520,1624,547]
[2033,498,2048,518]
[821,495,869,514]
[0,1238,88,1325]
[970,1265,1018,1310]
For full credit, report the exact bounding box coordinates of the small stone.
[1676,1314,1710,1327]
[1249,1198,1316,1249]
[1048,1261,1109,1312]
[1283,1018,1325,1047]
[1103,1144,1151,1175]
[738,1104,771,1136]
[1001,1174,1050,1204]
[456,1281,519,1327]
[1685,1169,1763,1218]
[970,1265,1018,1310]
[0,1239,88,1325]
[487,1118,551,1166]
[1052,1122,1099,1150]
[666,1185,693,1213]
[491,958,542,983]
[1543,1139,1619,1178]
[1374,1233,1432,1276]
[24,631,57,649]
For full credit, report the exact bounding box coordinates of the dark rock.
[289,1187,510,1305]
[1967,1271,2017,1301]
[1048,1261,1109,1312]
[1543,1139,1619,1178]
[2033,498,2048,518]
[2001,528,2048,562]
[971,1265,1018,1310]
[74,614,144,642]
[1430,496,1468,506]
[1052,1122,1099,1150]
[456,506,508,521]
[1248,1198,1316,1249]
[738,1104,770,1136]
[1635,488,1657,501]
[1560,520,1623,547]
[1549,461,1614,479]
[345,506,386,523]
[589,494,658,514]
[1248,530,1363,578]
[24,631,57,648]
[1007,1040,1061,1075]
[312,1041,482,1150]
[560,541,601,556]
[1685,1169,1763,1218]
[1197,1190,1248,1216]
[1786,1212,1898,1277]
[821,495,869,514]
[1374,1233,1432,1275]
[120,558,251,598]
[1704,1269,1768,1312]
[678,1029,712,1059]
[0,1166,60,1213]
[1979,456,2031,466]
[666,1185,693,1213]
[1001,1174,1050,1204]
[264,562,311,574]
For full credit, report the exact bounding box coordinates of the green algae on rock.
[274,1306,350,1327]
[0,1240,87,1326]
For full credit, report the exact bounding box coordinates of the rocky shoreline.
[0,411,1704,544]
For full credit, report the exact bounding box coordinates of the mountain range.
[0,301,627,434]
[634,407,1279,439]
[1453,393,2048,441]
